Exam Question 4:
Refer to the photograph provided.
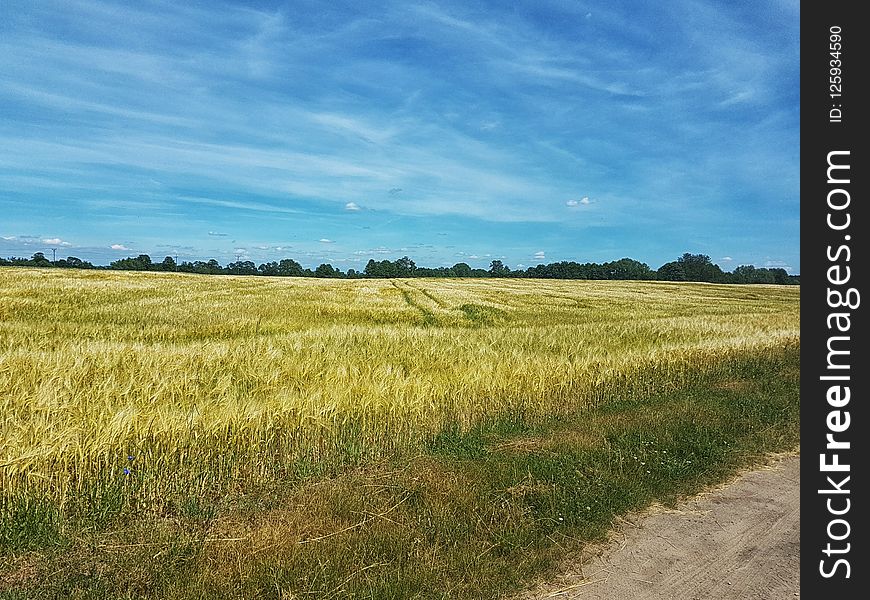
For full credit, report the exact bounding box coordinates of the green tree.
[110,254,153,271]
[656,261,686,281]
[364,259,397,278]
[30,252,52,267]
[258,261,279,276]
[394,256,416,278]
[677,253,725,282]
[605,258,655,280]
[226,260,256,275]
[277,258,304,277]
[731,265,757,284]
[315,263,341,278]
[489,260,510,277]
[769,268,790,285]
[450,262,472,277]
[159,256,177,272]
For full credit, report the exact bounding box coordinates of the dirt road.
[517,453,800,600]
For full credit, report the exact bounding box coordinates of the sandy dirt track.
[516,453,800,600]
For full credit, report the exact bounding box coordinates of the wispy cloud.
[764,259,792,271]
[110,244,130,250]
[344,202,361,211]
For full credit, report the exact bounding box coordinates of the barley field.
[1,268,799,504]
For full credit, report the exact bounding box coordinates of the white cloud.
[110,244,129,250]
[344,202,361,211]
[534,251,546,260]
[43,237,71,246]
[721,256,733,262]
[469,254,479,259]
[2,235,17,240]
[319,238,334,243]
[567,197,591,207]
[208,231,228,237]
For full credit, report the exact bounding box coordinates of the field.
[0,268,800,599]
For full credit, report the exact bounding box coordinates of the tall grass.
[0,269,798,516]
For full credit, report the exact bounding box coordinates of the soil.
[515,453,800,600]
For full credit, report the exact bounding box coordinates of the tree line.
[0,251,798,284]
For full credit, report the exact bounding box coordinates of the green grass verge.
[0,345,799,599]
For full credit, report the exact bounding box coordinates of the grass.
[0,268,800,598]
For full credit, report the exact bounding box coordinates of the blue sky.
[0,0,800,272]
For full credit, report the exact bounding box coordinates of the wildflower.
[128,455,134,461]
[123,467,132,475]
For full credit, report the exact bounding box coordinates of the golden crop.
[0,268,799,500]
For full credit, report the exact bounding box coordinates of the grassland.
[0,268,799,598]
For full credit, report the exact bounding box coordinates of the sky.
[0,0,800,272]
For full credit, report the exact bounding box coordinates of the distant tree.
[226,260,257,275]
[137,254,153,269]
[30,252,52,267]
[769,268,791,285]
[110,254,153,271]
[658,253,724,282]
[364,259,398,278]
[416,266,452,277]
[394,256,416,278]
[205,259,223,274]
[450,262,472,277]
[277,258,304,277]
[315,263,341,278]
[677,253,725,282]
[604,258,655,280]
[56,256,93,269]
[159,256,177,272]
[656,260,686,281]
[731,265,757,284]
[489,260,510,277]
[258,261,279,276]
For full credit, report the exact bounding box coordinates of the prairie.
[0,268,800,598]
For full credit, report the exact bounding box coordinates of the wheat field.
[0,268,799,503]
